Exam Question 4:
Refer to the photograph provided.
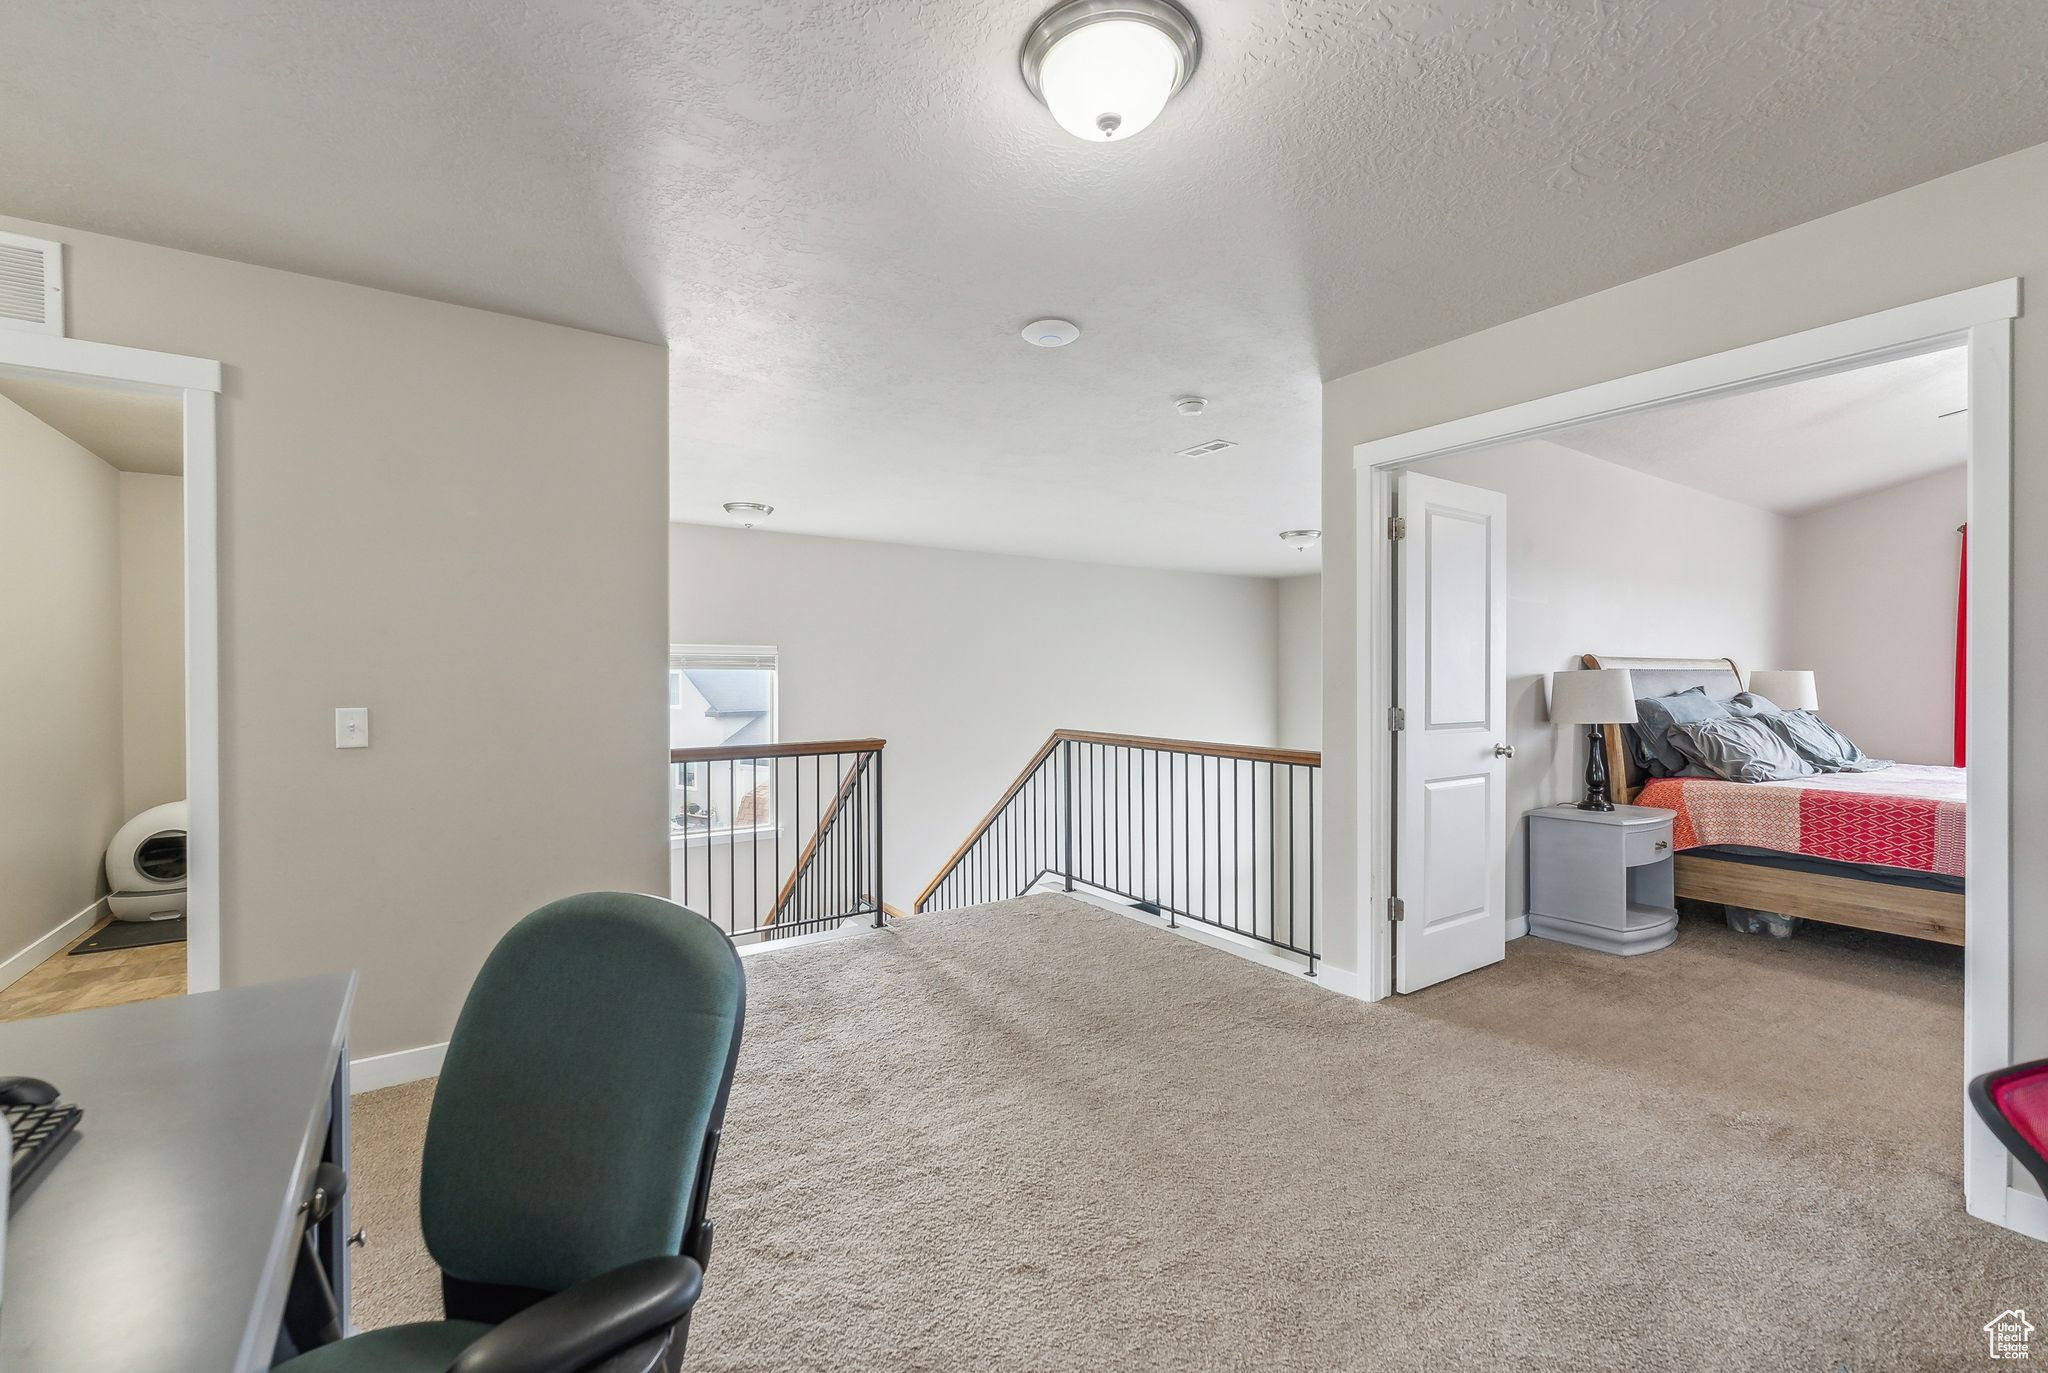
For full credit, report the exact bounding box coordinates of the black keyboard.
[6,1099,82,1198]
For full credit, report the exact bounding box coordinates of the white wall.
[1277,574,1322,750]
[669,524,1281,913]
[1785,465,1966,766]
[118,471,185,815]
[1,211,670,1057]
[1413,439,1789,919]
[0,393,123,962]
[1319,140,2045,1064]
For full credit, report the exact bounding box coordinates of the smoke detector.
[1023,318,1081,348]
[722,501,774,529]
[1175,396,1207,417]
[1279,529,1322,550]
[1174,439,1236,458]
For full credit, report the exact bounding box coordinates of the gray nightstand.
[1526,804,1679,956]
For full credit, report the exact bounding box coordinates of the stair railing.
[914,730,1321,973]
[670,738,885,942]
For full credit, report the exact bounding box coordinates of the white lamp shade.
[1749,669,1819,711]
[1548,669,1638,727]
[1037,16,1186,141]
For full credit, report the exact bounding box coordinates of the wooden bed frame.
[1583,653,1964,946]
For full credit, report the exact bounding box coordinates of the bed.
[1584,653,1965,945]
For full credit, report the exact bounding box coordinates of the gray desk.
[0,973,355,1372]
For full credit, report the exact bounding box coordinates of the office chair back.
[1969,1057,2048,1196]
[419,891,746,1321]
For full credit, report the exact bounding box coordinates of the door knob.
[1493,743,1516,759]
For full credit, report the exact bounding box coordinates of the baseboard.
[1507,914,1529,940]
[350,1041,447,1093]
[1060,889,1333,989]
[1309,961,1372,1001]
[0,896,104,993]
[735,918,874,957]
[2001,1186,2048,1243]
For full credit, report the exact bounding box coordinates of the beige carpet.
[349,894,2035,1371]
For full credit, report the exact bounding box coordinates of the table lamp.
[1748,669,1818,711]
[1549,668,1637,811]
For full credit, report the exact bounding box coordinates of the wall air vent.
[1174,439,1237,458]
[0,231,63,336]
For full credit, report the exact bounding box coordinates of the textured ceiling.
[2,2,2045,573]
[0,373,183,475]
[1549,347,1969,515]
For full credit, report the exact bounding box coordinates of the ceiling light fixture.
[1021,0,1201,143]
[1279,529,1321,550]
[1023,318,1081,347]
[722,501,774,528]
[1175,396,1207,417]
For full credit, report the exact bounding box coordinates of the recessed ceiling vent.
[1175,439,1236,458]
[0,231,63,336]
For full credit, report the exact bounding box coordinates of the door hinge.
[1386,515,1406,540]
[1388,896,1405,923]
[1387,706,1406,731]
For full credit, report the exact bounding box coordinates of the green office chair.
[281,891,747,1373]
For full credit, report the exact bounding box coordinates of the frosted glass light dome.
[1022,1,1200,144]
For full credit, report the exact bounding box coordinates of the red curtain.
[1956,523,1968,768]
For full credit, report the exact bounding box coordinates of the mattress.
[1633,763,1966,880]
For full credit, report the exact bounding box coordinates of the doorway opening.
[0,329,222,1020]
[1352,281,2019,1235]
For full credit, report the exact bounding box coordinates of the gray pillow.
[1729,692,1779,716]
[1762,709,1892,773]
[1666,715,1820,783]
[1631,687,1731,777]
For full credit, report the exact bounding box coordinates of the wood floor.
[0,919,186,1023]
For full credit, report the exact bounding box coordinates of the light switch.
[335,707,370,749]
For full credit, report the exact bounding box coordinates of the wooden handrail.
[765,748,877,928]
[912,732,1065,913]
[1053,730,1320,768]
[912,729,1322,912]
[670,737,885,765]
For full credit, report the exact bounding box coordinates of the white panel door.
[1394,471,1509,993]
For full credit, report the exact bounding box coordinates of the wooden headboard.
[1581,654,1744,802]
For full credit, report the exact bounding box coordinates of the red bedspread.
[1634,763,1966,878]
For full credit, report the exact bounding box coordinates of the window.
[670,645,778,838]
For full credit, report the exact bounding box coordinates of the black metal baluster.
[874,749,886,927]
[1197,752,1205,923]
[733,762,741,934]
[1063,739,1075,892]
[1179,751,1188,925]
[749,755,759,935]
[1097,745,1114,889]
[1253,762,1269,946]
[1026,770,1035,893]
[1220,758,1236,942]
[1307,767,1318,973]
[1116,744,1126,896]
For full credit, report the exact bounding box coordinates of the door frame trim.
[0,328,225,997]
[1351,279,2017,1229]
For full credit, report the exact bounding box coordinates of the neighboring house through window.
[671,645,778,838]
